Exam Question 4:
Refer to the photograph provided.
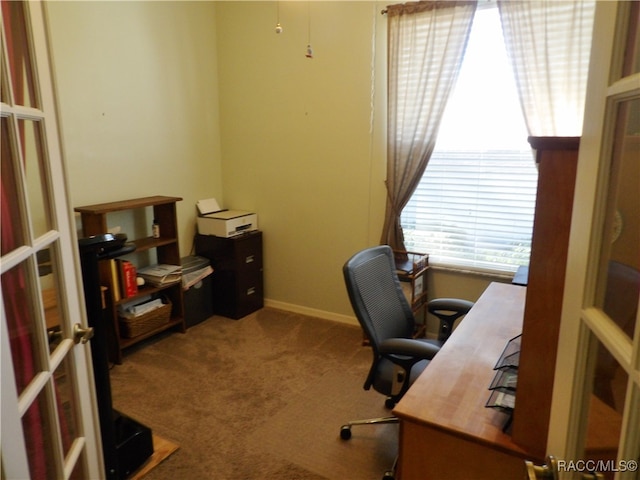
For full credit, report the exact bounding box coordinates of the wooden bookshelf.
[75,196,185,364]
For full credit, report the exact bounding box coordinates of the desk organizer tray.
[489,368,518,392]
[494,334,522,370]
[485,389,516,413]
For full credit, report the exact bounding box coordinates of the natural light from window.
[402,7,539,274]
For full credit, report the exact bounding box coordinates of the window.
[401,7,538,274]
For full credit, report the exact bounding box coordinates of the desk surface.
[394,282,529,457]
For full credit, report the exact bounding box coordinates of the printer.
[196,198,258,238]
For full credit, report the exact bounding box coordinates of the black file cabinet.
[195,231,263,319]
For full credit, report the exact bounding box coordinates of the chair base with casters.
[340,415,397,440]
[427,297,474,344]
[339,354,430,442]
[340,415,399,480]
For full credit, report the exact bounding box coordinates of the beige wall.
[214,1,389,321]
[47,1,497,327]
[47,1,223,256]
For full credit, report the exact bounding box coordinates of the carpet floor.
[109,308,398,479]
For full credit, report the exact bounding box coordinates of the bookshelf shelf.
[75,196,185,364]
[131,236,177,252]
[112,282,180,307]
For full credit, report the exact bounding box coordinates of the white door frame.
[548,1,640,478]
[1,1,103,478]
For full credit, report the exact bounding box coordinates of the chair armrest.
[379,338,439,360]
[428,298,475,314]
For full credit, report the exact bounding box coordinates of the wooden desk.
[393,282,537,479]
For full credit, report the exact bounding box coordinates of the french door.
[1,1,102,478]
[547,1,640,479]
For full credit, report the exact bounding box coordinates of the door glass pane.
[22,388,58,479]
[1,47,8,104]
[596,97,640,341]
[621,1,640,77]
[39,246,64,353]
[69,454,86,480]
[1,116,26,254]
[586,337,627,480]
[1,0,37,108]
[624,384,640,476]
[53,353,79,456]
[1,261,44,396]
[19,119,52,239]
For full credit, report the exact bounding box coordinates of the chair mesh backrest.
[344,246,415,350]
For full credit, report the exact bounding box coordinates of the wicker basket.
[119,298,172,338]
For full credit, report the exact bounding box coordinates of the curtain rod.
[382,1,485,16]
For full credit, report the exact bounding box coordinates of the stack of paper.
[182,265,214,290]
[138,264,182,287]
[118,295,165,319]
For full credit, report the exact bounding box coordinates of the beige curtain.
[498,0,595,136]
[381,1,477,251]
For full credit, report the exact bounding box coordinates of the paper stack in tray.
[118,295,164,319]
[182,265,214,290]
[137,264,182,287]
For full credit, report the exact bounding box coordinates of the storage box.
[196,198,258,238]
[181,255,214,327]
[119,298,171,338]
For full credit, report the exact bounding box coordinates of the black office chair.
[427,297,474,344]
[339,245,440,480]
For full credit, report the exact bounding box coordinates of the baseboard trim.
[264,299,358,326]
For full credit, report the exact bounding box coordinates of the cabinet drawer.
[236,277,263,309]
[233,237,262,269]
[211,272,263,319]
[234,249,262,271]
[195,232,262,269]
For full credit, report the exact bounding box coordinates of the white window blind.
[402,149,538,273]
[401,7,538,274]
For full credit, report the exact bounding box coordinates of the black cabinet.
[195,231,263,319]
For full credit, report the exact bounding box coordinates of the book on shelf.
[138,263,182,287]
[118,259,138,298]
[108,259,121,302]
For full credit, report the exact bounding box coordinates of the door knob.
[525,456,605,480]
[73,323,94,344]
[582,474,605,480]
[525,456,558,480]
